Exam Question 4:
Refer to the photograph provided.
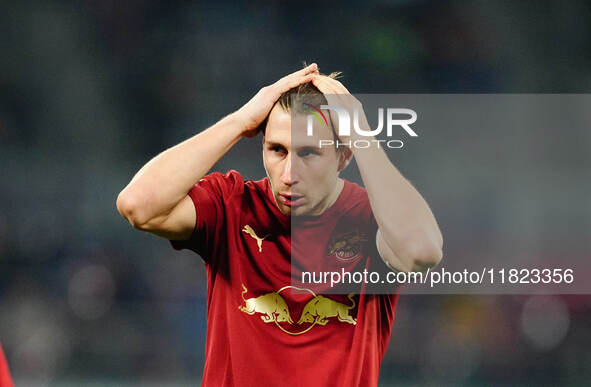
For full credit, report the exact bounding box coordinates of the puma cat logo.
[242,225,269,252]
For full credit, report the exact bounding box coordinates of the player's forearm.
[117,113,244,225]
[352,142,443,268]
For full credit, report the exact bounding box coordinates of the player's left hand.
[310,75,371,142]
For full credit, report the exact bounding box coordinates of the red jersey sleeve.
[169,170,244,262]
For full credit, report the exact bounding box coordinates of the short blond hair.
[277,70,342,114]
[260,66,342,135]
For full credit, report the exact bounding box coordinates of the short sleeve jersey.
[171,170,399,387]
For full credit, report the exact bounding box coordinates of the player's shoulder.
[331,179,374,224]
[344,179,368,196]
[342,179,370,206]
[204,169,244,185]
[197,169,244,195]
[201,170,270,199]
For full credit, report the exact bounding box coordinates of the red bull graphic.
[238,284,357,335]
[239,284,293,323]
[297,293,357,326]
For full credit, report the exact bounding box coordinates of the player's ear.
[337,147,353,172]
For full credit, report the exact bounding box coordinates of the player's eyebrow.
[264,140,288,149]
[294,145,323,152]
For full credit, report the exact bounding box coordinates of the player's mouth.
[279,193,304,207]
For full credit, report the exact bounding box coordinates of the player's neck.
[308,178,345,217]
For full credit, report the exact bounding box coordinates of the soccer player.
[117,63,443,386]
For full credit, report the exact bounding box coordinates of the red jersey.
[0,344,13,387]
[171,170,398,387]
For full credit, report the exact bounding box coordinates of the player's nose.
[280,156,298,185]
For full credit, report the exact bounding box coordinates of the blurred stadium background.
[1,0,591,385]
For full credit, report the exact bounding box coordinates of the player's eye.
[297,148,318,158]
[271,145,287,155]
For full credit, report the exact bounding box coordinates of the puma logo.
[242,225,269,252]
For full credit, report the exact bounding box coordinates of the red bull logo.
[239,284,293,323]
[297,293,357,326]
[238,284,357,335]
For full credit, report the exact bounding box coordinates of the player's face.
[263,104,347,216]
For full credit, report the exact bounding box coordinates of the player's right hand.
[235,63,319,137]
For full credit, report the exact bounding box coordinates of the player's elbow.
[116,189,153,230]
[404,239,443,272]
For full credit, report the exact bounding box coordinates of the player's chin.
[290,205,310,217]
[278,200,310,217]
[277,203,292,216]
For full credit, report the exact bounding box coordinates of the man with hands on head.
[117,63,442,387]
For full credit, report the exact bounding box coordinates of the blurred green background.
[1,0,591,385]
